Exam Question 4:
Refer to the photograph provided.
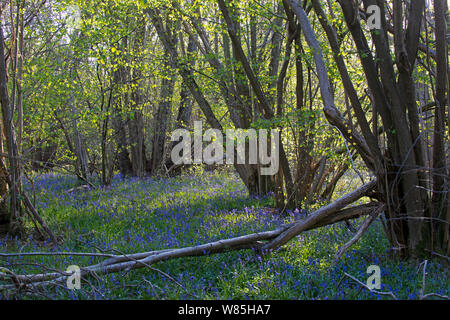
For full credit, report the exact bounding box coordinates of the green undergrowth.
[0,172,448,300]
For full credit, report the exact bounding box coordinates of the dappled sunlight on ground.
[0,172,448,300]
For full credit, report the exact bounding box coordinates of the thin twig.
[343,272,398,300]
[0,252,117,258]
[333,204,384,265]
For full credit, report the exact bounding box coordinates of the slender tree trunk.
[165,35,195,175]
[431,0,449,254]
[150,75,176,174]
[0,19,22,235]
[218,0,295,201]
[129,25,147,178]
[111,38,133,176]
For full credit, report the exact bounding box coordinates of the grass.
[0,171,448,300]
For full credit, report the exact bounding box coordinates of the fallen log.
[262,179,377,251]
[1,192,381,291]
[2,202,381,286]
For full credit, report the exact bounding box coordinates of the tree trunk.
[431,0,449,255]
[165,34,195,176]
[112,43,133,176]
[129,25,147,178]
[0,20,22,235]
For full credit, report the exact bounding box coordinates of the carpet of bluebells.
[0,171,448,300]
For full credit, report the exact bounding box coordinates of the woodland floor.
[0,170,448,299]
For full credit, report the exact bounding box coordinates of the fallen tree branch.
[0,252,117,258]
[333,204,385,265]
[0,199,381,291]
[342,272,398,299]
[109,248,198,299]
[262,179,377,251]
[22,193,58,245]
[418,260,449,300]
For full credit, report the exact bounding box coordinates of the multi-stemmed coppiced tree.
[283,0,448,258]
